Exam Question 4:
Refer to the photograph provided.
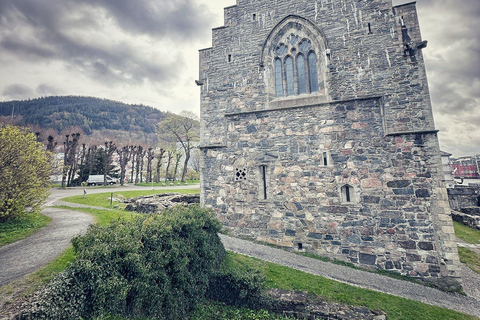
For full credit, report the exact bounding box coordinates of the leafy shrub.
[17,205,224,320]
[0,125,51,222]
[206,262,271,310]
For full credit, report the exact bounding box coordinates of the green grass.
[61,188,200,209]
[54,206,139,226]
[225,253,476,320]
[136,180,199,187]
[454,221,480,244]
[0,214,52,247]
[458,247,480,274]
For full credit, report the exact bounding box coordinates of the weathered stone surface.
[199,0,461,290]
[124,193,200,214]
[268,289,387,320]
[452,210,480,230]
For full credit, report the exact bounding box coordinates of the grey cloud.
[2,84,35,100]
[0,0,202,86]
[75,0,212,39]
[36,84,63,96]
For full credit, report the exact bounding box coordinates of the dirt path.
[0,207,93,287]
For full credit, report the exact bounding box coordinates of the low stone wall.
[452,209,480,230]
[124,193,200,214]
[267,289,386,320]
[448,187,480,211]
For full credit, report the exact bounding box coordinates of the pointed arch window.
[271,35,323,98]
[275,58,283,97]
[297,54,307,94]
[308,52,319,93]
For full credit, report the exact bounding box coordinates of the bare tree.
[135,146,144,184]
[164,149,174,183]
[172,151,182,182]
[155,148,165,183]
[157,111,199,182]
[146,148,155,183]
[130,145,137,184]
[46,135,57,153]
[102,141,117,185]
[62,133,81,187]
[117,146,132,186]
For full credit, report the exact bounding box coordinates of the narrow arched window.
[308,52,319,93]
[297,54,307,94]
[285,56,294,96]
[275,58,283,97]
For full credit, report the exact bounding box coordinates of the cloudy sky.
[0,0,478,156]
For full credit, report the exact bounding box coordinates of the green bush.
[0,125,51,222]
[207,262,271,310]
[18,205,225,319]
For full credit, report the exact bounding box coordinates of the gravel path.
[0,207,93,287]
[220,234,480,318]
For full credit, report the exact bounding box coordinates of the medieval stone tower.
[199,0,461,290]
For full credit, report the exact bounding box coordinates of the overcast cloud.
[0,0,478,156]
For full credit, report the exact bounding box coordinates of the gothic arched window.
[271,34,322,98]
[308,52,319,93]
[297,54,307,94]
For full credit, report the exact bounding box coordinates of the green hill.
[0,96,166,136]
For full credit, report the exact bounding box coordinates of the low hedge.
[18,205,225,320]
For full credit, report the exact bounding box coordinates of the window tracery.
[274,35,320,97]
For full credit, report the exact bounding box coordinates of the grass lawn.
[458,247,480,274]
[62,188,200,209]
[224,252,476,320]
[0,214,52,247]
[454,221,480,244]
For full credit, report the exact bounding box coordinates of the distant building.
[451,155,480,179]
[440,151,455,188]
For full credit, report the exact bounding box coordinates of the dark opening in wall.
[260,165,267,200]
[228,54,232,63]
[368,23,372,34]
[253,13,256,21]
[298,243,303,250]
[341,184,354,203]
[345,185,351,202]
[323,152,328,166]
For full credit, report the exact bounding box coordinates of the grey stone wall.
[448,187,480,211]
[199,0,461,290]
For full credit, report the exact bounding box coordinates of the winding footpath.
[1,185,480,318]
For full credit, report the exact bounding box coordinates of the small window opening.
[260,165,267,200]
[341,184,354,203]
[253,13,256,21]
[323,152,328,166]
[298,243,303,250]
[228,54,232,63]
[368,23,372,34]
[345,185,351,202]
[235,168,247,181]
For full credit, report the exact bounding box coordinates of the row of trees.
[56,111,200,187]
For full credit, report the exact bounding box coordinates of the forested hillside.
[0,96,166,136]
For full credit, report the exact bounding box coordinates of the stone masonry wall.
[199,0,461,290]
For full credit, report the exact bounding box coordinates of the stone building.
[198,0,461,290]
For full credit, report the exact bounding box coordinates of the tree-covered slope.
[0,96,166,135]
